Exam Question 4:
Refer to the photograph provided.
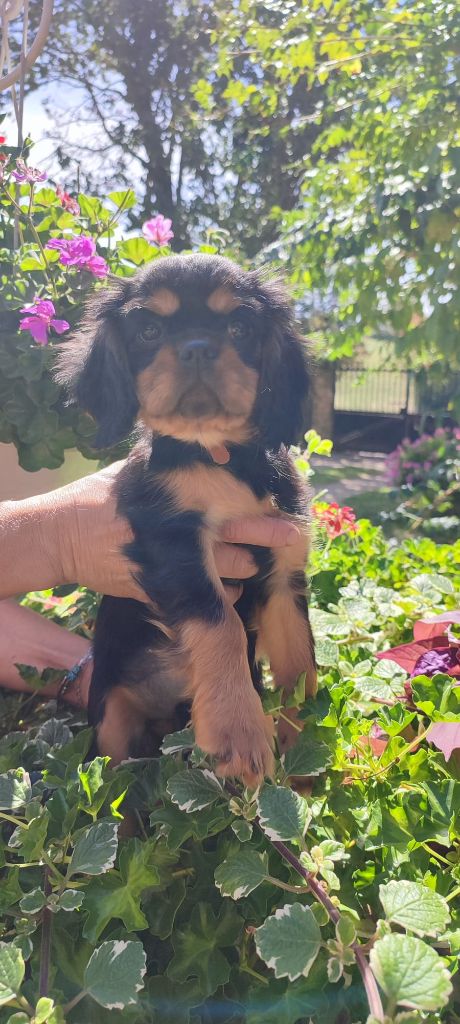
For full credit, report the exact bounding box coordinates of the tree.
[212,0,460,375]
[22,0,324,256]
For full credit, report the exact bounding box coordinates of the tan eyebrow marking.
[207,287,241,314]
[144,288,180,316]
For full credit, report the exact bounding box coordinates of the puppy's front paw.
[195,703,274,789]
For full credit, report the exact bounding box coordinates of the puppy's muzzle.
[178,337,219,363]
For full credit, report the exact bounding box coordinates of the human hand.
[23,462,301,603]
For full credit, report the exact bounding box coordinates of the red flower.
[313,501,357,539]
[56,185,80,216]
[0,133,6,145]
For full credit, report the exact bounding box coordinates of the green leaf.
[215,849,269,899]
[58,889,83,912]
[255,903,322,981]
[34,998,55,1024]
[84,940,146,1009]
[0,943,25,1006]
[257,784,310,842]
[116,237,157,265]
[336,915,356,946]
[68,820,119,877]
[379,880,450,937]
[167,769,224,812]
[0,770,31,810]
[19,888,45,914]
[108,189,136,210]
[281,733,332,778]
[161,728,195,754]
[370,934,452,1011]
[82,837,165,942]
[167,902,242,999]
[231,819,253,842]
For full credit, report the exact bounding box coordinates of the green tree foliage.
[211,0,460,369]
[22,0,324,255]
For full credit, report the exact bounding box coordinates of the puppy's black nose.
[178,338,218,362]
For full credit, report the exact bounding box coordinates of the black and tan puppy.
[56,254,317,786]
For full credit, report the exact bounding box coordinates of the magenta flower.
[47,236,108,277]
[19,298,70,346]
[142,214,174,246]
[56,186,80,216]
[12,158,47,184]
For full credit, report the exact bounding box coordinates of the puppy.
[56,254,317,786]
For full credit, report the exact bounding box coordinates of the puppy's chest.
[164,462,275,530]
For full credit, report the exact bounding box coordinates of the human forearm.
[0,600,91,707]
[0,492,67,598]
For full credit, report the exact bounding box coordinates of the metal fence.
[334,368,417,416]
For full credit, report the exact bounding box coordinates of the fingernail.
[286,526,300,545]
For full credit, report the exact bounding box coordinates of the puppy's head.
[55,254,309,451]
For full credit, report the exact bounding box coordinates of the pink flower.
[12,158,47,184]
[313,501,358,539]
[0,133,6,145]
[56,186,80,216]
[19,298,70,346]
[47,236,108,277]
[142,214,174,246]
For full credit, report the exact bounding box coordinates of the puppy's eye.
[228,317,254,341]
[137,321,163,344]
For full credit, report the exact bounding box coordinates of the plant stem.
[266,874,311,894]
[63,990,87,1014]
[225,781,385,1022]
[39,867,52,998]
[447,885,460,904]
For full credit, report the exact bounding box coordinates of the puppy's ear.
[54,289,139,449]
[254,317,310,451]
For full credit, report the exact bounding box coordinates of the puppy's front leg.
[130,516,273,788]
[183,608,274,787]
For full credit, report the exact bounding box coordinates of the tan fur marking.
[136,343,258,447]
[182,616,274,787]
[207,287,241,314]
[97,687,146,765]
[144,288,180,315]
[165,462,274,524]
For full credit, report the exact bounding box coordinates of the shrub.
[0,513,458,1023]
[384,430,459,539]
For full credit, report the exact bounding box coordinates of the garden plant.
[0,146,459,1024]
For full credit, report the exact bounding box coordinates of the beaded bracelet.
[57,649,93,706]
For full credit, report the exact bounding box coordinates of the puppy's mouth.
[176,384,221,419]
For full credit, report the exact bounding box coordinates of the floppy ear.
[254,319,310,451]
[54,290,139,449]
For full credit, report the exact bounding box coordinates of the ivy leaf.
[0,770,31,810]
[257,785,310,842]
[281,734,332,778]
[255,903,322,981]
[167,769,224,812]
[370,934,452,1011]
[82,837,166,942]
[215,849,269,899]
[379,880,450,937]
[19,889,45,914]
[8,810,49,860]
[58,890,83,912]
[0,943,25,1006]
[161,728,195,755]
[231,819,253,842]
[167,902,242,999]
[68,820,119,877]
[84,940,146,1009]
